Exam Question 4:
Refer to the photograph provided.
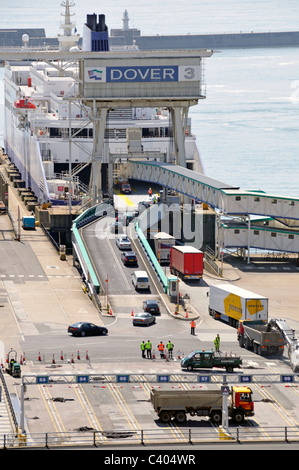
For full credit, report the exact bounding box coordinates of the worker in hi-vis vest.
[214,334,220,352]
[145,340,152,358]
[140,341,146,358]
[166,340,174,358]
[158,341,165,358]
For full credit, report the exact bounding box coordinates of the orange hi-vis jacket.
[158,342,164,351]
[191,321,196,328]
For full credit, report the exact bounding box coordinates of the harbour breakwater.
[1,29,299,50]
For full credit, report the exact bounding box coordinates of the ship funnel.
[83,13,109,51]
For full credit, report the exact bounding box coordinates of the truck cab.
[231,386,254,421]
[182,350,214,370]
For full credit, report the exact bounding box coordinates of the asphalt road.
[2,184,299,448]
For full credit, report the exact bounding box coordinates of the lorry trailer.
[150,387,254,424]
[238,320,284,356]
[170,246,203,280]
[154,232,175,264]
[209,283,268,327]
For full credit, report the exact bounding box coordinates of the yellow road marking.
[118,194,136,207]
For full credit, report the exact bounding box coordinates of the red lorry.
[170,246,203,281]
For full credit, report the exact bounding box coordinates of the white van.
[132,270,150,290]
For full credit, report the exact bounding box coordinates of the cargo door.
[193,253,203,275]
[184,253,192,275]
[245,298,268,321]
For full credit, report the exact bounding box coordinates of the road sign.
[280,375,294,383]
[221,385,230,395]
[240,375,252,383]
[117,375,130,383]
[157,375,170,383]
[77,375,89,384]
[198,375,211,383]
[36,376,49,385]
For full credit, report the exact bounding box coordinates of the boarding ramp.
[72,202,114,297]
[127,160,299,227]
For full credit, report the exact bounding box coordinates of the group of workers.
[140,334,220,359]
[140,340,174,359]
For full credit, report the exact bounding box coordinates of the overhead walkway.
[127,160,299,227]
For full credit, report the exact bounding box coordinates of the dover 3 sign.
[84,65,200,83]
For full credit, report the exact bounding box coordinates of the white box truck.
[208,283,268,328]
[154,232,175,263]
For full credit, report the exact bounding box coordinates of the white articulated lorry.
[209,283,268,328]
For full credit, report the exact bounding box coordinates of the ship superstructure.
[3,3,205,206]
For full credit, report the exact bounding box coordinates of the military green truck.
[181,350,242,373]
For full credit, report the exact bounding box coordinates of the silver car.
[132,312,156,326]
[116,235,131,250]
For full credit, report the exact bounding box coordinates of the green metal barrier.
[72,202,112,294]
[135,208,168,293]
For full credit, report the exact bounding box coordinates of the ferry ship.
[3,1,205,206]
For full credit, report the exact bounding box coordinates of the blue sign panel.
[117,375,130,383]
[240,375,252,384]
[157,375,170,383]
[36,376,49,384]
[198,375,211,383]
[281,375,294,383]
[77,375,89,384]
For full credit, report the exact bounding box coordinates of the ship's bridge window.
[235,196,241,201]
[142,128,161,138]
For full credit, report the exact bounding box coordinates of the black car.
[143,299,160,315]
[121,251,138,266]
[132,312,156,327]
[68,322,108,337]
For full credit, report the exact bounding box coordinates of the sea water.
[0,0,298,197]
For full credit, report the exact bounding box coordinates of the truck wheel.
[187,365,193,371]
[225,366,234,373]
[232,410,244,424]
[159,411,172,423]
[175,411,186,423]
[210,410,222,425]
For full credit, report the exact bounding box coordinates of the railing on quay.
[1,426,299,449]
